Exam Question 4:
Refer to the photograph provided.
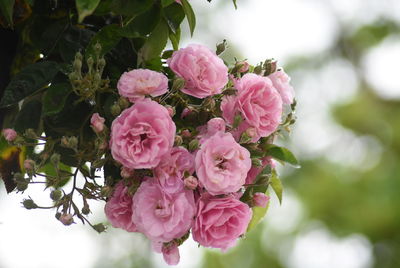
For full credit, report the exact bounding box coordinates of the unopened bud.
[98,58,106,69]
[110,103,121,116]
[61,136,78,150]
[181,129,191,138]
[13,172,25,182]
[50,189,62,201]
[82,204,90,215]
[24,128,38,139]
[94,72,101,83]
[59,213,74,226]
[73,58,82,72]
[50,153,61,166]
[165,105,175,117]
[263,59,277,76]
[92,223,106,233]
[184,176,198,190]
[117,97,130,110]
[216,39,227,55]
[94,43,102,55]
[254,64,263,75]
[101,186,112,198]
[16,181,28,192]
[174,135,183,146]
[75,52,83,61]
[180,108,192,119]
[236,61,249,73]
[202,97,215,110]
[2,128,17,142]
[253,193,270,207]
[188,139,199,152]
[87,57,94,69]
[22,199,38,209]
[120,167,134,179]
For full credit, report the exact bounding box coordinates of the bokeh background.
[1,0,400,267]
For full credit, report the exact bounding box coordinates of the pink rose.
[195,132,251,195]
[104,181,137,232]
[90,113,105,133]
[268,69,295,105]
[2,128,17,142]
[110,99,176,169]
[253,193,270,207]
[167,44,228,98]
[245,157,276,185]
[117,69,168,102]
[132,178,196,242]
[197,117,226,144]
[162,242,180,265]
[221,73,283,142]
[154,147,195,193]
[192,194,252,250]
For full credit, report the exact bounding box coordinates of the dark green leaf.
[162,0,175,7]
[42,83,72,116]
[163,3,185,34]
[76,0,101,22]
[110,0,153,17]
[39,161,72,188]
[86,25,122,58]
[270,171,283,204]
[0,61,59,108]
[180,0,196,36]
[265,145,300,167]
[138,20,169,67]
[14,100,42,133]
[0,0,15,27]
[120,4,161,38]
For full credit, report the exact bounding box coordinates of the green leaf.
[76,0,101,23]
[162,0,175,7]
[180,0,196,36]
[0,0,15,27]
[39,161,72,188]
[138,19,169,67]
[169,27,181,50]
[265,145,300,167]
[163,3,185,34]
[110,0,153,17]
[247,194,270,232]
[0,61,59,108]
[270,171,283,204]
[120,4,161,38]
[42,83,72,116]
[86,24,122,58]
[14,100,42,133]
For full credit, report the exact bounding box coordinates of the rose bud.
[253,193,270,208]
[120,167,135,179]
[162,242,180,265]
[59,213,74,226]
[91,113,106,133]
[2,128,17,142]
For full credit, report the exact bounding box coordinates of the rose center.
[154,200,171,218]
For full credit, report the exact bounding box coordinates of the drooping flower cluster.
[101,43,295,265]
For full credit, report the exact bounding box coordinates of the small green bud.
[73,58,82,72]
[110,102,121,116]
[188,139,199,152]
[172,77,186,91]
[251,158,263,167]
[16,181,28,192]
[50,189,62,201]
[68,72,79,82]
[174,135,183,146]
[92,223,106,233]
[22,199,38,209]
[263,59,277,76]
[59,213,74,226]
[13,172,25,182]
[61,136,78,150]
[216,39,227,55]
[202,98,215,110]
[75,52,83,61]
[101,186,112,198]
[117,97,130,110]
[254,64,263,75]
[50,153,61,166]
[94,73,101,84]
[87,57,94,70]
[94,43,102,55]
[98,58,106,69]
[82,204,90,215]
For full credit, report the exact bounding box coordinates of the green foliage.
[247,193,270,232]
[76,0,101,22]
[42,83,72,116]
[181,0,196,36]
[14,100,42,133]
[270,171,282,204]
[0,0,15,27]
[0,61,59,108]
[264,144,299,167]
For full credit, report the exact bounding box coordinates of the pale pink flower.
[197,117,226,144]
[268,69,295,105]
[117,69,168,102]
[104,181,137,232]
[167,44,228,98]
[2,128,17,142]
[192,194,252,250]
[195,132,251,195]
[132,178,196,242]
[253,193,270,207]
[221,73,283,142]
[154,147,195,193]
[90,113,105,133]
[110,99,176,169]
[162,242,180,265]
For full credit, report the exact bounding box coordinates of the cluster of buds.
[68,43,110,104]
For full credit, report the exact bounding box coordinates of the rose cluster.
[102,44,295,265]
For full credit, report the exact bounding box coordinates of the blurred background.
[1,0,400,267]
